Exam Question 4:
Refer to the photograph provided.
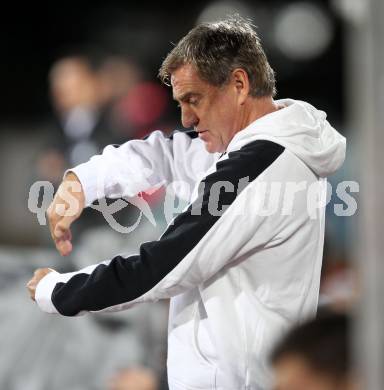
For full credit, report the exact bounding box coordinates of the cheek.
[201,93,236,138]
[208,105,234,128]
[216,108,237,138]
[219,94,237,118]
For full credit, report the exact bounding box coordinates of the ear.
[232,68,250,105]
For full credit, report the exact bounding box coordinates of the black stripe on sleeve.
[52,140,284,316]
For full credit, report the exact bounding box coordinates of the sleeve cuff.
[35,270,61,314]
[65,161,105,207]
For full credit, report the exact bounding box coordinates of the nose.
[181,105,199,129]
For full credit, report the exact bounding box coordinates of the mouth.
[197,130,209,140]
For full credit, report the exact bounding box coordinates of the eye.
[189,98,199,106]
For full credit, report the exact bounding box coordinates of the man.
[27,16,346,389]
[270,312,358,390]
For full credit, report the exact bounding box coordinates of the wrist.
[63,172,85,208]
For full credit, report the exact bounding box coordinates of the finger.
[33,268,42,276]
[55,238,73,256]
[26,280,37,301]
[47,203,60,237]
[48,216,57,243]
[53,224,75,254]
[53,222,73,255]
[53,219,72,239]
[26,279,35,289]
[34,268,51,278]
[29,290,36,301]
[27,269,53,300]
[47,200,73,242]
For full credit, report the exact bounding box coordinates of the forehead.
[171,63,210,99]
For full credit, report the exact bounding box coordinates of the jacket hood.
[227,98,346,177]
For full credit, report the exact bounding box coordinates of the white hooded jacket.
[35,99,346,390]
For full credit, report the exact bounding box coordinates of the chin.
[204,142,222,154]
[204,144,215,154]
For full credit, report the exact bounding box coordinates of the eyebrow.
[173,92,201,103]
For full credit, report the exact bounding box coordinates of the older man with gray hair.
[28,16,346,389]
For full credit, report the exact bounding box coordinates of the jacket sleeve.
[69,130,217,205]
[35,141,285,316]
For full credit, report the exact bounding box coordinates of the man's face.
[171,64,241,153]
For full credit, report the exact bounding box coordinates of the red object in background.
[139,186,166,206]
[116,82,169,129]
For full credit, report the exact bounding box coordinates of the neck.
[244,96,281,126]
[222,97,282,153]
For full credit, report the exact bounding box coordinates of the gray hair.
[159,15,276,97]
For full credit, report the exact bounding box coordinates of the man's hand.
[47,172,85,256]
[26,268,53,301]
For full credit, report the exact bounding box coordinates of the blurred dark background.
[0,0,343,123]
